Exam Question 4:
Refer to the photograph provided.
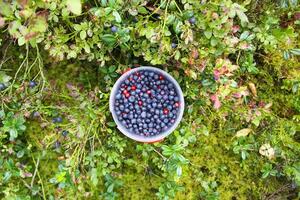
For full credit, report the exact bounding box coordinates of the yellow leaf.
[248,82,257,97]
[236,128,252,137]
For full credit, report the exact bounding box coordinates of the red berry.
[123,90,130,98]
[159,75,164,80]
[131,85,137,90]
[163,108,169,115]
[147,90,151,95]
[175,102,180,107]
[129,77,133,81]
[138,101,143,106]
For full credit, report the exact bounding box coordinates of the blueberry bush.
[0,0,299,199]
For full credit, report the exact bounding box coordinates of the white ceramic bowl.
[109,66,184,143]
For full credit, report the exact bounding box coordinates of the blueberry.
[174,96,179,102]
[0,83,6,91]
[62,130,68,137]
[163,118,169,124]
[119,105,125,111]
[29,80,37,88]
[141,111,146,118]
[171,43,177,48]
[189,17,196,24]
[32,111,40,118]
[116,110,121,115]
[129,96,135,102]
[116,93,122,99]
[149,123,154,128]
[54,141,61,149]
[162,126,168,131]
[111,26,118,33]
[53,116,62,123]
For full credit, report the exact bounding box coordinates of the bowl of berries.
[109,66,184,143]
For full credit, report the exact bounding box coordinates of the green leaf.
[107,184,114,193]
[210,38,218,46]
[240,31,249,40]
[109,0,116,7]
[290,49,300,55]
[9,129,18,141]
[236,10,249,23]
[112,10,121,23]
[108,65,117,73]
[32,17,48,33]
[204,29,212,39]
[101,34,117,45]
[80,30,86,40]
[0,2,13,17]
[283,51,290,60]
[0,72,12,83]
[66,0,82,15]
[91,168,98,186]
[74,24,81,31]
[101,0,107,6]
[176,166,182,176]
[17,150,25,158]
[166,14,175,25]
[138,7,148,14]
[241,151,246,160]
[107,121,116,127]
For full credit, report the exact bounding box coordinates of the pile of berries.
[113,70,181,137]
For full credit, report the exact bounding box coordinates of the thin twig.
[31,157,40,187]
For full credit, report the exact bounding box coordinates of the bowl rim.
[109,66,184,142]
